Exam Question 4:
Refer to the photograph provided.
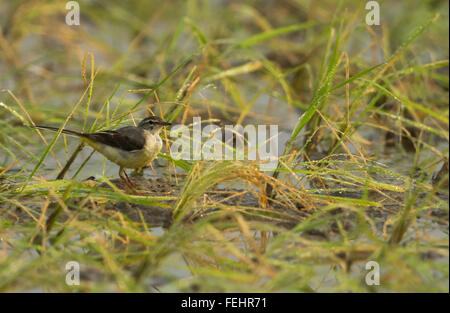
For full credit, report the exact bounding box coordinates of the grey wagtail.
[33,116,171,188]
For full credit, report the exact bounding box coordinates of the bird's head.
[138,116,171,133]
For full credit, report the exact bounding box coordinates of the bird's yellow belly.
[85,133,162,169]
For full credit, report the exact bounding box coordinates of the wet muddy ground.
[58,173,447,244]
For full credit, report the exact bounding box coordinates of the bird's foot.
[120,176,144,195]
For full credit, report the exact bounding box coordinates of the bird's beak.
[161,121,172,126]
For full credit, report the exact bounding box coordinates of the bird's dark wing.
[85,126,146,151]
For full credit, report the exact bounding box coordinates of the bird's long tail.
[31,125,87,138]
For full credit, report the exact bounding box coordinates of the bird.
[32,116,171,189]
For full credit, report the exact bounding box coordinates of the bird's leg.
[119,167,127,186]
[119,167,136,190]
[149,162,157,181]
[123,169,136,188]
